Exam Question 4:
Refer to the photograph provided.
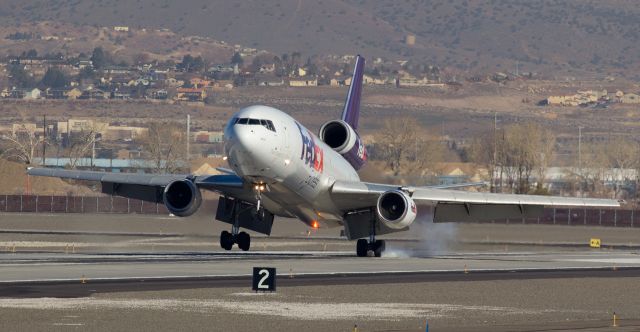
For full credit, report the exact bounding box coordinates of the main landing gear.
[355,218,386,257]
[220,226,251,251]
[356,238,386,257]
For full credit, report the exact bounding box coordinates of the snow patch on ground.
[0,297,558,321]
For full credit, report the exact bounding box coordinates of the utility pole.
[493,112,498,193]
[578,126,583,197]
[42,115,46,166]
[186,114,191,162]
[91,136,96,170]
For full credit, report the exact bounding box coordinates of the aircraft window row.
[233,118,276,132]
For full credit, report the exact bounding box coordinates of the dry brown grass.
[0,159,95,195]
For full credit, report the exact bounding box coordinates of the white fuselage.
[224,105,359,227]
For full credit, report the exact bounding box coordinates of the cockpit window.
[266,120,276,132]
[233,117,276,132]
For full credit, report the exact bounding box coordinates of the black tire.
[237,231,251,251]
[373,240,385,257]
[356,239,368,257]
[220,231,234,251]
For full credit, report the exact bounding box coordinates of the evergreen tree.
[230,52,243,66]
[91,47,108,69]
[41,68,69,88]
[8,64,35,88]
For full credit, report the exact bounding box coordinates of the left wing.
[26,167,250,202]
[331,180,621,222]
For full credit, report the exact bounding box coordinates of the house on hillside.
[44,89,68,99]
[23,88,42,100]
[190,78,212,88]
[147,89,169,100]
[67,88,82,99]
[621,93,640,104]
[175,88,206,102]
[8,89,26,99]
[330,78,346,87]
[79,89,108,100]
[397,76,430,87]
[111,88,132,100]
[194,131,224,143]
[289,78,318,87]
[257,78,285,87]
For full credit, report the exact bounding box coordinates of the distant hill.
[1,0,640,78]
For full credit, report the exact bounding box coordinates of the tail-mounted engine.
[163,179,202,217]
[319,119,367,170]
[376,190,417,229]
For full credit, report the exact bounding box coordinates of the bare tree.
[410,137,445,176]
[605,136,638,199]
[498,123,555,194]
[66,123,105,169]
[1,123,40,164]
[469,131,500,192]
[374,117,419,176]
[581,141,610,198]
[531,125,556,193]
[139,122,186,173]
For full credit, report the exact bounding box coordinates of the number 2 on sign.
[257,269,270,289]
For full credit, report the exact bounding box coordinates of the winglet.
[341,55,365,130]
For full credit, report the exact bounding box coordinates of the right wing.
[331,180,620,222]
[425,181,487,190]
[26,167,252,203]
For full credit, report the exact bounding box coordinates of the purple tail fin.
[341,55,365,130]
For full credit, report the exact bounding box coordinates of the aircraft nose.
[225,122,269,175]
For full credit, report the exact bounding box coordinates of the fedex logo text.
[296,122,324,173]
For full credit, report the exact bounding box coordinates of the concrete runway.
[2,212,640,331]
[2,250,640,285]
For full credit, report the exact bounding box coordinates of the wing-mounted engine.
[163,179,202,217]
[376,190,417,229]
[319,119,367,170]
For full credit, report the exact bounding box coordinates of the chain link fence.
[0,195,169,215]
[0,195,637,228]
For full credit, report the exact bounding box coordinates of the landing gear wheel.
[356,239,368,257]
[237,231,251,251]
[373,240,386,257]
[220,230,234,251]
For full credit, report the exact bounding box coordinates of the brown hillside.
[1,1,640,78]
[0,160,95,195]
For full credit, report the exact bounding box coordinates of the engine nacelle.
[163,179,202,217]
[319,120,367,170]
[376,190,417,229]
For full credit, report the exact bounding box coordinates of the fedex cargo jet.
[27,55,620,257]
